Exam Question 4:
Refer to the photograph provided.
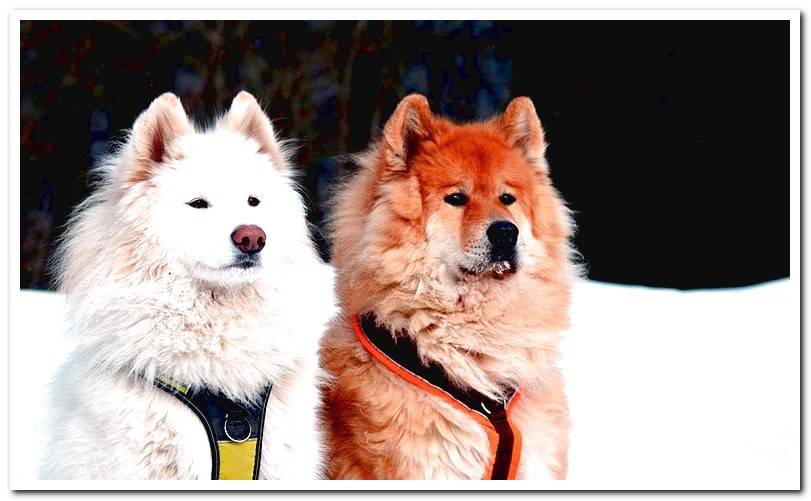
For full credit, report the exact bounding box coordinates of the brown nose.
[231,225,266,255]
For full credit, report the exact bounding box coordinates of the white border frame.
[8,9,800,492]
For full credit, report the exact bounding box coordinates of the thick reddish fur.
[322,95,576,480]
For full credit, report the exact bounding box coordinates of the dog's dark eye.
[186,198,210,209]
[500,193,516,206]
[444,192,469,207]
[248,196,260,207]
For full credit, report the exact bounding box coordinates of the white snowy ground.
[11,279,798,489]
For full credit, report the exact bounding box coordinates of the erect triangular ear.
[129,92,192,179]
[380,94,435,172]
[221,91,288,170]
[499,97,547,171]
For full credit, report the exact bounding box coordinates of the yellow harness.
[151,375,273,480]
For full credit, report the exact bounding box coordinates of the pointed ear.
[129,92,192,179]
[221,91,288,170]
[499,97,547,171]
[380,94,435,173]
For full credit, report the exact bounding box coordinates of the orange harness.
[352,314,523,480]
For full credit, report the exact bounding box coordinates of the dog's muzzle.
[487,220,519,269]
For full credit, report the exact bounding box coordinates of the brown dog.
[322,94,577,480]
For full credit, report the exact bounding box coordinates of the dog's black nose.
[487,221,519,250]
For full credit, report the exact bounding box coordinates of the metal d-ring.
[223,415,252,443]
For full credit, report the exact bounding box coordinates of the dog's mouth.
[459,259,517,280]
[228,255,261,270]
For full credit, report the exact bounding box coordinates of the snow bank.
[12,279,798,488]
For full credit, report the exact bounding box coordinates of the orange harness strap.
[352,314,523,480]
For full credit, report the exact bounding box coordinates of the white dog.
[41,92,335,480]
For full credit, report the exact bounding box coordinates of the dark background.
[20,20,790,290]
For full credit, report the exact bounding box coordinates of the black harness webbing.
[354,313,522,480]
[150,375,273,480]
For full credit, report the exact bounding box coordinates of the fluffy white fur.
[41,92,336,480]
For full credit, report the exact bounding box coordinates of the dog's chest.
[151,381,289,479]
[426,396,557,481]
[349,317,522,480]
[373,376,558,480]
[392,392,494,480]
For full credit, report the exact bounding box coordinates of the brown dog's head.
[331,94,576,318]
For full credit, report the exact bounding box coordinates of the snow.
[12,279,798,488]
[562,279,798,489]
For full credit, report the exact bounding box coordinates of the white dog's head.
[137,92,308,285]
[90,92,312,288]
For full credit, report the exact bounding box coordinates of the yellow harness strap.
[150,375,273,480]
[218,440,259,480]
